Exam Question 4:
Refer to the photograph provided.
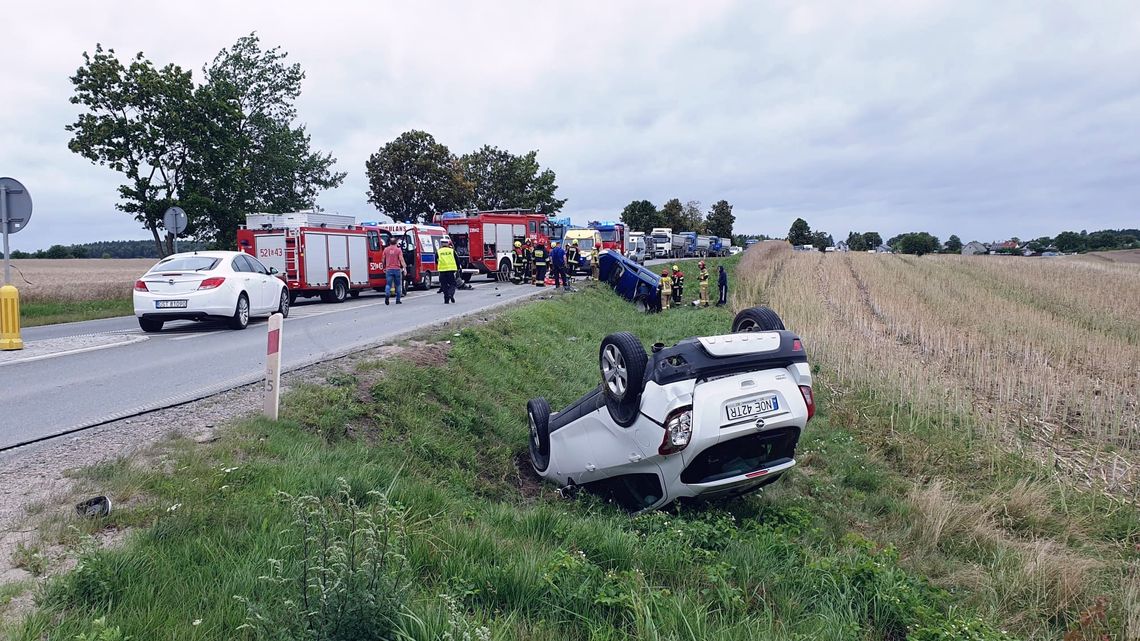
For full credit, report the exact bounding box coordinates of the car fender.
[638,380,694,426]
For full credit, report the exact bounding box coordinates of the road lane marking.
[169,331,224,341]
[0,335,149,368]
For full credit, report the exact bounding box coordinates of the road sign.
[1,177,33,287]
[163,206,188,254]
[163,206,187,234]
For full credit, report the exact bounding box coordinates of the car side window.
[231,257,249,273]
[247,255,269,274]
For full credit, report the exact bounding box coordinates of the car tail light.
[198,277,226,290]
[799,385,815,422]
[792,338,803,352]
[658,406,693,455]
[133,280,148,292]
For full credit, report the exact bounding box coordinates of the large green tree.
[862,231,883,249]
[788,218,812,245]
[846,231,869,251]
[889,232,940,255]
[681,200,705,233]
[365,130,472,224]
[660,198,684,230]
[188,34,345,249]
[620,200,660,232]
[458,145,565,212]
[943,234,963,253]
[811,231,834,252]
[705,200,735,238]
[67,45,198,257]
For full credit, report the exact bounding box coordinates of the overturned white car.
[527,306,815,511]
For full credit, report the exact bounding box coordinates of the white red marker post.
[264,313,283,420]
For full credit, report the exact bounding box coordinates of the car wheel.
[421,271,433,290]
[498,258,512,282]
[599,332,648,427]
[229,294,250,330]
[527,397,552,473]
[277,289,290,318]
[332,278,349,303]
[731,306,785,332]
[138,317,164,333]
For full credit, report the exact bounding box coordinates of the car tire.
[607,266,622,288]
[229,294,250,330]
[528,397,552,473]
[277,289,290,318]
[498,258,511,282]
[138,317,164,333]
[599,332,648,427]
[731,306,785,332]
[421,271,433,291]
[332,278,349,303]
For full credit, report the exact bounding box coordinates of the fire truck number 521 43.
[259,248,284,258]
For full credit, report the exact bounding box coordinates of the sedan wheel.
[229,294,250,330]
[599,332,648,427]
[601,344,628,398]
[277,289,290,318]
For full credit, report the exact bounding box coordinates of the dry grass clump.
[8,259,153,303]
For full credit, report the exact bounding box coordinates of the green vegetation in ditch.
[20,299,133,327]
[11,258,1126,640]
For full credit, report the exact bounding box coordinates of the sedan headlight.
[658,406,693,455]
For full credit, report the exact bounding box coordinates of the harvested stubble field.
[7,259,152,304]
[735,242,1140,637]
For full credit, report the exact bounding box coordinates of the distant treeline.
[3,240,208,259]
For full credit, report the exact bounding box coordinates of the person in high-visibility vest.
[532,241,549,286]
[697,260,710,307]
[523,239,534,283]
[590,247,600,280]
[659,268,673,310]
[438,236,459,304]
[566,240,580,277]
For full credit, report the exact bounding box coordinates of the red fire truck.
[589,221,627,254]
[434,209,554,281]
[237,211,389,304]
[362,222,460,290]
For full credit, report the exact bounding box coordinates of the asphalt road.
[0,279,546,450]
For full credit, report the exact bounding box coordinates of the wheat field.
[5,258,155,303]
[736,242,1140,500]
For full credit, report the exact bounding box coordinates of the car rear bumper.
[133,291,236,319]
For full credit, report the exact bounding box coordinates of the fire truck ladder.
[284,229,300,281]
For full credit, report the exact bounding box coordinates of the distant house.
[874,245,892,254]
[835,241,849,252]
[962,241,987,256]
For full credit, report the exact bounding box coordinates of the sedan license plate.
[155,300,188,309]
[726,395,778,422]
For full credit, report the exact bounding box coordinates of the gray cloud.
[2,0,1138,252]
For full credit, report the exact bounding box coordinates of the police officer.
[717,265,728,306]
[532,241,549,286]
[512,240,526,283]
[659,268,673,310]
[671,264,685,304]
[437,236,459,304]
[566,240,580,277]
[697,260,710,307]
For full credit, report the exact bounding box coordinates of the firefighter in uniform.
[590,246,600,280]
[512,240,526,283]
[532,241,549,286]
[671,264,685,304]
[566,240,580,278]
[659,268,673,310]
[523,239,535,283]
[697,260,710,307]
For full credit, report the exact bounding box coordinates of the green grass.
[20,299,132,327]
[10,257,1134,640]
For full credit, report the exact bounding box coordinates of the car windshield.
[575,238,594,250]
[148,256,220,273]
[598,230,617,242]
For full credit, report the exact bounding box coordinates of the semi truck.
[696,235,711,257]
[650,228,673,258]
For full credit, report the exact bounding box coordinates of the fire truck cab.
[590,221,627,255]
[435,209,552,281]
[363,223,457,291]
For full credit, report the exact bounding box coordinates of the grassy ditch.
[20,299,133,327]
[9,256,1134,640]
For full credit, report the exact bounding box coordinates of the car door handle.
[585,464,596,472]
[628,453,642,462]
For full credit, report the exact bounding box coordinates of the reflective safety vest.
[437,246,458,272]
[532,247,548,267]
[567,247,579,264]
[660,275,673,291]
[698,269,709,282]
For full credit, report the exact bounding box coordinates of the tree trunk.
[150,224,165,258]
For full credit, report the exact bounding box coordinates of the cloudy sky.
[3,0,1138,251]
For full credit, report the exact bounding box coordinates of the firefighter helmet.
[672,264,680,271]
[661,269,669,276]
[698,261,705,269]
[572,240,579,245]
[514,240,522,248]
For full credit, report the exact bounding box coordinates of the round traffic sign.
[163,206,188,235]
[0,177,33,234]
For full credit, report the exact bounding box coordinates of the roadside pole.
[264,312,283,419]
[1,178,33,351]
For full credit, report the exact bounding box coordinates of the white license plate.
[155,300,188,309]
[726,395,778,421]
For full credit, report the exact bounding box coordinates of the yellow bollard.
[0,284,23,350]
